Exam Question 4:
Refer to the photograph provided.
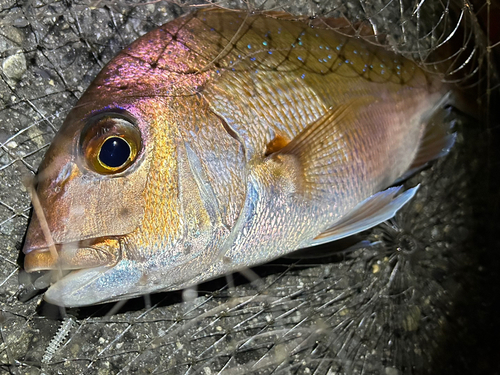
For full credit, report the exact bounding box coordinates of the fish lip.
[23,243,62,255]
[23,237,121,272]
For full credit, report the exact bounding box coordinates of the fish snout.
[22,212,47,255]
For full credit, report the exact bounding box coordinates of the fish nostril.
[55,163,74,184]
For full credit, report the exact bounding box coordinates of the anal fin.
[310,185,419,247]
[286,236,372,259]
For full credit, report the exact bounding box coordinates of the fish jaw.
[23,237,121,272]
[41,251,224,307]
[43,262,143,307]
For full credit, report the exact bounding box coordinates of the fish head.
[20,9,251,306]
[21,96,155,296]
[23,83,246,307]
[25,104,148,250]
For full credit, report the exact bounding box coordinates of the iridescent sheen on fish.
[22,9,454,306]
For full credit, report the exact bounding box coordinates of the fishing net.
[0,0,498,374]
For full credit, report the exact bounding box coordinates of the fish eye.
[99,136,131,169]
[80,114,142,175]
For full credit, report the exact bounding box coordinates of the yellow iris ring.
[81,115,141,175]
[95,136,137,173]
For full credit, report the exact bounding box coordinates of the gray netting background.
[0,0,499,374]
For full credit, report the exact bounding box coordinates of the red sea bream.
[22,8,455,307]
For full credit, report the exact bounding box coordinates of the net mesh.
[0,1,498,374]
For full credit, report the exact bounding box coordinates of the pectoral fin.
[310,185,419,246]
[270,97,376,199]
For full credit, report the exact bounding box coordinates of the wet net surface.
[0,1,499,374]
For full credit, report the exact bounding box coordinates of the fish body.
[22,9,453,306]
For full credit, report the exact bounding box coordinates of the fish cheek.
[30,151,150,248]
[61,167,149,243]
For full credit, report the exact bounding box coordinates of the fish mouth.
[23,237,121,272]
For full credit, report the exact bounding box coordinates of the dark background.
[0,1,498,374]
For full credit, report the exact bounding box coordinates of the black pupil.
[99,137,131,168]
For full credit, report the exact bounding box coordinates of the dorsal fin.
[263,10,377,39]
[411,96,456,170]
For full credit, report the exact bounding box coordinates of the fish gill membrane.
[0,0,498,374]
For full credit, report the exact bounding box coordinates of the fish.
[21,8,456,307]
